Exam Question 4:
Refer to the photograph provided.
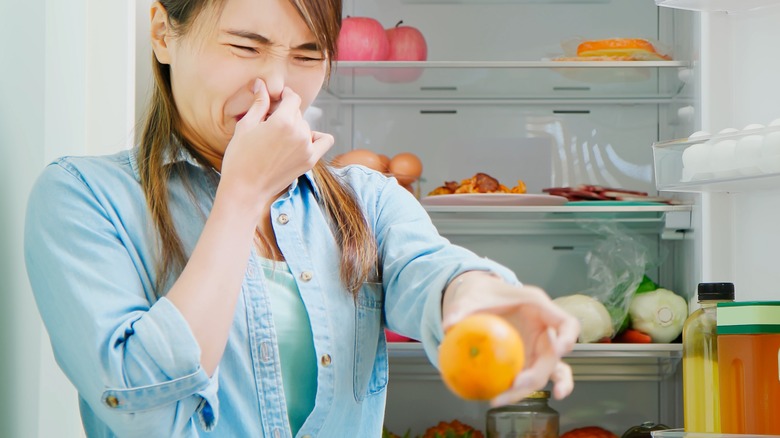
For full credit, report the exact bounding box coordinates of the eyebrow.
[224,29,321,51]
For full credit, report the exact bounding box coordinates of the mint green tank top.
[258,258,317,435]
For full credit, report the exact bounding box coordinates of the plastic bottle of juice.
[718,301,780,434]
[682,282,735,433]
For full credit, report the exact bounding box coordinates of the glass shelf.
[653,125,780,193]
[388,342,682,381]
[423,204,693,236]
[655,0,780,13]
[326,61,692,102]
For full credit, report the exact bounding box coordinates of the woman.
[24,0,579,436]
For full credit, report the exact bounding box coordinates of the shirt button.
[320,354,332,367]
[273,428,281,438]
[277,214,289,225]
[261,341,272,362]
[302,435,312,438]
[105,395,119,408]
[300,271,313,282]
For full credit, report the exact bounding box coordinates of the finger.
[489,385,534,408]
[552,313,580,356]
[489,356,557,407]
[537,300,581,356]
[311,131,334,151]
[238,79,270,128]
[267,87,302,121]
[308,131,334,164]
[490,329,559,407]
[550,361,574,400]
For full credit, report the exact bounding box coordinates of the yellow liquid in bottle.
[682,305,720,433]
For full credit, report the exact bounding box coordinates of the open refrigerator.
[313,0,780,436]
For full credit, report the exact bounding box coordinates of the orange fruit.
[438,313,525,400]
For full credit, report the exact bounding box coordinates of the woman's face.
[153,0,328,166]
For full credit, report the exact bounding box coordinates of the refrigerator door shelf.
[655,0,780,13]
[653,125,780,192]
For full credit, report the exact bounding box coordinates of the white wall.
[1,0,137,436]
[0,0,46,436]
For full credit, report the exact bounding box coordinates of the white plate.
[420,193,569,206]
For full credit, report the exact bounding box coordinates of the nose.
[261,62,286,103]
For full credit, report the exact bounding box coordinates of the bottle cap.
[697,282,735,301]
[525,390,551,399]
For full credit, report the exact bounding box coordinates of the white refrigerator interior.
[323,0,780,435]
[696,6,780,300]
[5,0,780,436]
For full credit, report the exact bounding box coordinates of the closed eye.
[230,44,258,54]
[295,55,324,62]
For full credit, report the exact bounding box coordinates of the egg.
[682,143,710,180]
[756,119,780,173]
[332,149,385,171]
[711,128,739,178]
[388,153,423,185]
[762,131,780,157]
[377,154,391,173]
[681,131,713,180]
[760,126,780,174]
[735,124,765,175]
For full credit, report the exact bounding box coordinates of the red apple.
[386,20,427,61]
[336,16,389,61]
[375,20,427,83]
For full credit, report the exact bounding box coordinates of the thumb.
[238,79,270,129]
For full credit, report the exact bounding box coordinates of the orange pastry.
[576,38,670,60]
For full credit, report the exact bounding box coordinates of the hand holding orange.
[438,313,525,401]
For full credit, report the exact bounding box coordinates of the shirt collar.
[155,143,323,201]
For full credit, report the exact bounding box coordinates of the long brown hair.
[138,0,377,296]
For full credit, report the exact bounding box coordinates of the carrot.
[613,328,652,343]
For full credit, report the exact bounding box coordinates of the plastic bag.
[577,221,660,335]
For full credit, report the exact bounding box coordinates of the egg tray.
[652,123,780,191]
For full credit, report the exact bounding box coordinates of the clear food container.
[486,390,559,438]
[652,124,780,192]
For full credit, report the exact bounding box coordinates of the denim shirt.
[24,148,518,438]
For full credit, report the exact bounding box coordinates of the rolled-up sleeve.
[369,174,519,368]
[24,161,219,435]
